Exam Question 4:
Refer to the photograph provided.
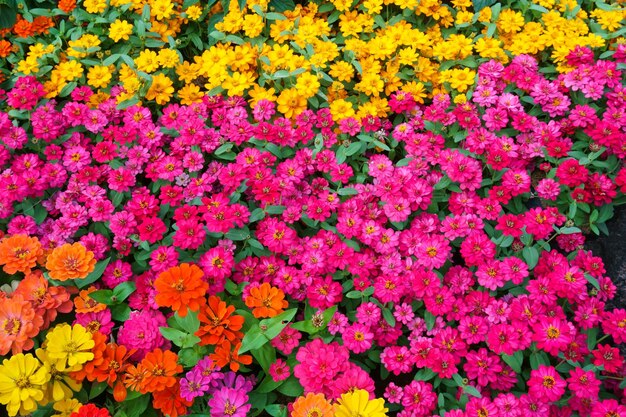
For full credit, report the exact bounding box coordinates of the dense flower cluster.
[0,0,625,417]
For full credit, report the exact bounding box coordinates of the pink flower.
[294,339,349,396]
[270,325,301,355]
[567,367,600,400]
[117,309,170,360]
[342,322,373,354]
[381,345,414,375]
[401,380,436,415]
[269,359,290,382]
[528,365,566,402]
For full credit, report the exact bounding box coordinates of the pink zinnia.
[528,365,566,402]
[342,322,373,354]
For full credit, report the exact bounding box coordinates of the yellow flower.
[355,73,385,97]
[248,85,277,107]
[497,9,525,34]
[56,60,84,82]
[135,49,160,73]
[36,348,82,403]
[52,399,81,417]
[329,61,355,82]
[0,353,49,416]
[276,88,308,119]
[176,60,201,83]
[109,19,133,42]
[329,98,356,122]
[146,73,174,104]
[295,72,320,98]
[178,84,204,105]
[44,324,94,371]
[83,0,107,13]
[158,49,180,68]
[151,0,174,20]
[441,68,476,92]
[17,56,39,75]
[222,71,255,96]
[243,13,264,38]
[44,72,67,98]
[185,5,203,20]
[87,65,112,89]
[363,0,383,14]
[334,389,388,417]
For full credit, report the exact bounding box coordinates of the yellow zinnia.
[334,389,388,417]
[44,324,94,371]
[146,73,175,105]
[276,88,308,119]
[0,353,49,416]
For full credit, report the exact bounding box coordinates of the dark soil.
[585,205,626,355]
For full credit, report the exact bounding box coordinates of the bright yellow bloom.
[222,71,255,96]
[329,98,356,122]
[334,389,388,417]
[329,61,355,82]
[277,88,308,119]
[56,60,84,82]
[44,324,94,371]
[135,49,160,73]
[152,0,174,20]
[83,0,106,13]
[363,0,383,14]
[52,399,81,417]
[355,73,385,97]
[295,72,320,98]
[497,9,525,34]
[109,19,133,42]
[17,56,39,75]
[248,85,276,107]
[36,348,82,403]
[176,60,201,83]
[243,13,264,38]
[87,65,112,89]
[158,49,180,68]
[178,84,204,105]
[185,5,202,20]
[0,353,49,416]
[146,73,175,104]
[441,68,476,92]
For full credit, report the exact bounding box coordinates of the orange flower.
[244,282,288,318]
[92,343,135,401]
[14,270,73,329]
[210,340,252,372]
[69,331,108,383]
[138,349,182,394]
[292,393,334,417]
[0,234,44,275]
[74,287,107,314]
[154,263,208,317]
[195,295,244,346]
[0,40,12,58]
[123,363,148,393]
[58,0,77,13]
[152,381,192,417]
[46,242,96,281]
[12,16,34,38]
[31,16,54,35]
[0,294,43,355]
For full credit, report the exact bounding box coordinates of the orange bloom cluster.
[244,282,288,318]
[152,382,192,417]
[126,349,183,394]
[12,15,54,38]
[58,0,77,13]
[74,287,107,314]
[0,40,12,58]
[195,295,252,371]
[0,234,44,275]
[45,242,96,281]
[154,263,208,317]
[0,265,74,355]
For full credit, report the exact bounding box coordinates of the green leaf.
[89,381,108,399]
[122,394,150,417]
[501,351,523,374]
[225,227,250,241]
[110,303,131,321]
[88,289,113,305]
[251,343,276,373]
[522,246,539,269]
[113,282,136,302]
[249,208,265,223]
[76,257,111,289]
[239,326,265,354]
[0,2,17,29]
[276,376,303,397]
[174,310,200,334]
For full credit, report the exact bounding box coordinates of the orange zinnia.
[58,0,77,13]
[12,16,34,38]
[154,263,208,317]
[123,363,148,393]
[138,349,182,394]
[0,294,43,355]
[92,343,135,401]
[210,340,252,372]
[152,381,192,417]
[195,295,244,346]
[31,16,54,35]
[14,271,73,329]
[244,282,289,318]
[292,393,333,417]
[0,234,44,275]
[0,40,12,58]
[46,242,96,281]
[74,287,107,314]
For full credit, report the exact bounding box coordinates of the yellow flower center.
[3,318,21,335]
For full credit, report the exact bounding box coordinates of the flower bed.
[0,1,625,417]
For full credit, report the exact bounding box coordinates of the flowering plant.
[0,1,625,417]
